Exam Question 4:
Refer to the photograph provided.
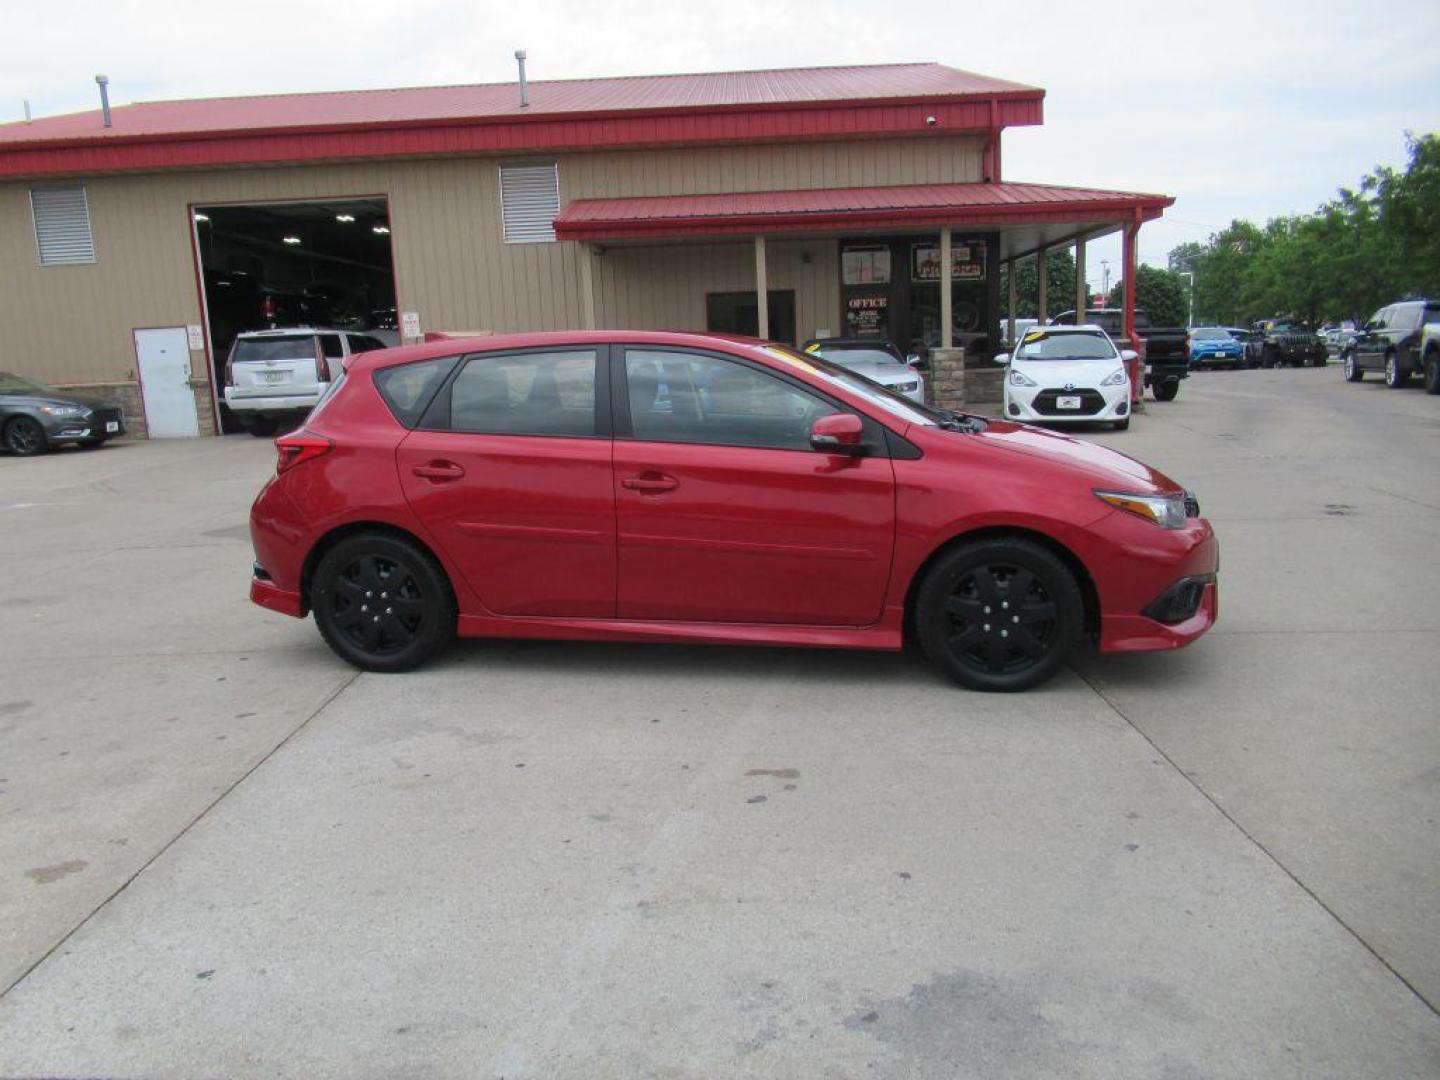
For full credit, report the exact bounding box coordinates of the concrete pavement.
[1,368,1437,1077]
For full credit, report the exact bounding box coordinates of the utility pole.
[1100,259,1111,299]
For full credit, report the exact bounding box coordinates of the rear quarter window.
[373,356,461,427]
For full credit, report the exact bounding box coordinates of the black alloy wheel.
[313,533,455,672]
[1426,354,1440,396]
[1343,353,1363,382]
[916,538,1083,692]
[4,417,48,456]
[1384,353,1407,389]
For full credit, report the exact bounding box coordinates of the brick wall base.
[925,349,1007,416]
[52,380,216,439]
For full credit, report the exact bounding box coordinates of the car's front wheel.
[4,416,49,456]
[1384,353,1407,389]
[915,537,1083,692]
[312,532,456,672]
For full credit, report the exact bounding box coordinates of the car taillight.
[224,342,238,386]
[275,432,333,475]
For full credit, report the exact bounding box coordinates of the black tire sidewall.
[1154,382,1178,402]
[5,417,48,456]
[915,538,1083,692]
[312,533,456,672]
[1426,357,1440,396]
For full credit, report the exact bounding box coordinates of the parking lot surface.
[2,368,1438,1078]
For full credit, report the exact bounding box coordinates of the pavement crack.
[0,669,362,1003]
[1072,664,1440,1021]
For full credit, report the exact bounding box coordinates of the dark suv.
[1343,299,1440,388]
[1256,319,1327,368]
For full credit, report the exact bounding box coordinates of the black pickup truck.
[1050,308,1189,401]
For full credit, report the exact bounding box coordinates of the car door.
[396,347,617,618]
[611,346,895,626]
[1358,307,1388,368]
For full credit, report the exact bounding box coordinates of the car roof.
[345,330,801,375]
[237,327,349,338]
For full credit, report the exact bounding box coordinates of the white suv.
[223,329,389,435]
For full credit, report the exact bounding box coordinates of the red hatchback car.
[249,331,1217,691]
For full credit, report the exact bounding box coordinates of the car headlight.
[1094,490,1189,529]
[37,404,90,418]
[1008,369,1037,388]
[1099,369,1127,387]
[894,381,919,392]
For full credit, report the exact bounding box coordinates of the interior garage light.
[193,212,209,222]
[372,225,391,235]
[335,213,356,223]
[282,235,302,245]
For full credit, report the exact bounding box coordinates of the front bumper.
[1190,350,1243,368]
[1004,381,1130,423]
[40,407,125,443]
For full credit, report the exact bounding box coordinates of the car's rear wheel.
[4,416,48,456]
[915,538,1083,692]
[1384,353,1408,388]
[1152,381,1179,402]
[1425,353,1440,396]
[312,533,456,672]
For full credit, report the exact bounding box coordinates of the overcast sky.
[4,0,1437,290]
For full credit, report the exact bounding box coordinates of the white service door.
[134,327,199,437]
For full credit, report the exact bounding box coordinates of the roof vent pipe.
[24,99,32,122]
[95,74,111,128]
[515,50,529,108]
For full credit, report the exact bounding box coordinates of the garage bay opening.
[192,197,397,433]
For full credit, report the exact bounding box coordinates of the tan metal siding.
[0,136,981,385]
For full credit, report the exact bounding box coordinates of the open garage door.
[193,197,397,433]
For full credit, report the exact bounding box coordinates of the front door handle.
[621,472,678,494]
[412,460,465,481]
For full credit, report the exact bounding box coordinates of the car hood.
[1010,357,1125,388]
[960,419,1181,493]
[838,361,917,385]
[2,391,114,411]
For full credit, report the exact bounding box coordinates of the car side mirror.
[993,352,1011,365]
[1120,349,1138,362]
[810,413,866,456]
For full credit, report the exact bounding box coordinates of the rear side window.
[232,336,318,363]
[374,356,460,428]
[448,351,597,436]
[348,336,388,353]
[320,335,344,358]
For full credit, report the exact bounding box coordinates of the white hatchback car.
[997,325,1135,431]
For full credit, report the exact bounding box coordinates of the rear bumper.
[224,387,319,413]
[251,575,303,618]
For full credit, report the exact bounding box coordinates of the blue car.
[1188,327,1245,370]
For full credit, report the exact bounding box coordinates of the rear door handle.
[621,472,678,494]
[412,460,465,481]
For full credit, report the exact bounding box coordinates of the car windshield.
[232,336,318,363]
[1014,330,1116,361]
[760,346,940,426]
[809,346,904,369]
[1191,329,1230,341]
[0,371,55,395]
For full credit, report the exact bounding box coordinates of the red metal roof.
[553,181,1175,240]
[0,63,1043,179]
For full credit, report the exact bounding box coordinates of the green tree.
[999,249,1078,317]
[1108,265,1188,327]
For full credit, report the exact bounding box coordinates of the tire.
[1261,348,1277,369]
[1425,353,1440,396]
[1384,352,1407,389]
[1112,417,1130,431]
[312,532,457,672]
[3,416,49,456]
[1153,380,1179,402]
[915,537,1083,692]
[1344,352,1363,382]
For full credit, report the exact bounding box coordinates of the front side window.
[625,350,830,451]
[449,351,597,436]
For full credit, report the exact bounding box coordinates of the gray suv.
[224,329,389,435]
